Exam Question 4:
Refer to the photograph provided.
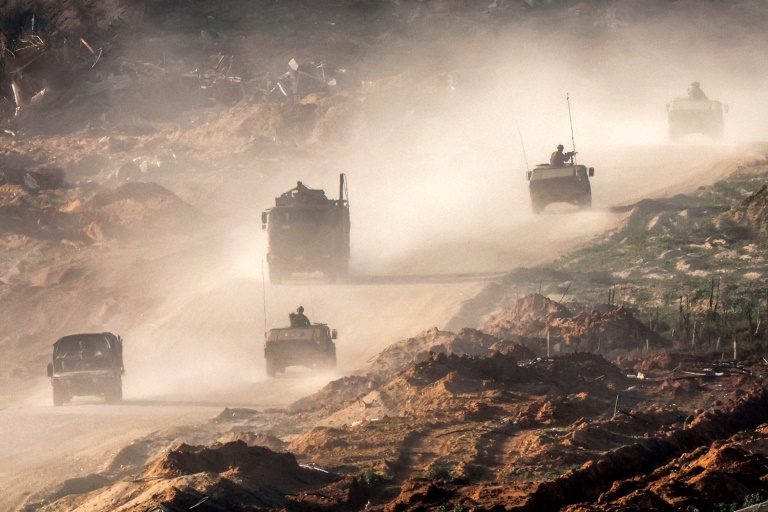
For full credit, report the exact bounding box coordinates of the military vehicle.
[666,98,728,142]
[261,174,350,284]
[526,163,594,214]
[46,332,124,405]
[264,324,337,376]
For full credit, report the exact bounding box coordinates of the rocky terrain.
[3,0,768,511]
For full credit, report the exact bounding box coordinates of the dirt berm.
[37,347,768,511]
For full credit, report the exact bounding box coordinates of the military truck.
[526,163,594,214]
[262,174,350,284]
[46,332,124,405]
[264,324,337,376]
[666,98,728,142]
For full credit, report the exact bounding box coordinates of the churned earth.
[2,0,768,511]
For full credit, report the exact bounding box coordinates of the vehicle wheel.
[105,377,123,404]
[266,358,277,377]
[578,194,592,210]
[531,199,545,214]
[325,352,337,369]
[52,383,65,406]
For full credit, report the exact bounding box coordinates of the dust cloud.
[334,2,767,275]
[87,1,768,401]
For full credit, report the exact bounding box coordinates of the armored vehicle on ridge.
[527,163,594,214]
[262,174,350,284]
[264,324,337,377]
[666,98,727,142]
[46,332,124,405]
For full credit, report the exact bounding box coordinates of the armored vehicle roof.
[54,332,119,349]
[668,98,723,111]
[274,182,332,207]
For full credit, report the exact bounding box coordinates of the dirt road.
[0,144,744,510]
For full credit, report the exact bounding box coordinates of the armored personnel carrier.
[261,174,350,284]
[527,163,594,214]
[264,324,337,376]
[666,98,727,142]
[46,332,124,405]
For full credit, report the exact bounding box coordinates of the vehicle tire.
[578,193,592,210]
[531,199,544,214]
[52,383,65,406]
[325,352,337,369]
[105,377,123,404]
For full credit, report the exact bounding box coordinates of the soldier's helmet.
[557,144,564,150]
[297,306,305,313]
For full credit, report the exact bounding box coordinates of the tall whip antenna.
[567,93,577,165]
[261,259,268,341]
[516,121,530,173]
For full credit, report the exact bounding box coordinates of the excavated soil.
[482,294,669,355]
[5,1,768,511]
[37,309,768,510]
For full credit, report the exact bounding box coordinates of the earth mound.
[39,441,340,512]
[0,180,198,244]
[291,327,535,416]
[726,183,768,239]
[483,294,669,354]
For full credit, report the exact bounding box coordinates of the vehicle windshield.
[54,334,112,371]
[268,326,328,342]
[271,208,328,228]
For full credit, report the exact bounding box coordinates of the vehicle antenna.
[567,93,577,165]
[516,121,530,173]
[309,285,315,322]
[261,259,268,341]
[339,173,348,206]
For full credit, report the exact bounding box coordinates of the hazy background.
[104,0,768,400]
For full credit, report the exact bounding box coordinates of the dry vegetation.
[3,0,768,511]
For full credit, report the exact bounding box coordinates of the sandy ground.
[0,142,746,510]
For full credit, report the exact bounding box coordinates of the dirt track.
[0,144,744,511]
[1,0,765,507]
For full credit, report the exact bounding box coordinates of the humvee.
[526,163,594,214]
[46,332,124,405]
[666,98,728,142]
[264,324,337,377]
[262,174,350,284]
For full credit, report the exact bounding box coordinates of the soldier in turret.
[289,306,311,327]
[687,82,709,101]
[550,144,576,167]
